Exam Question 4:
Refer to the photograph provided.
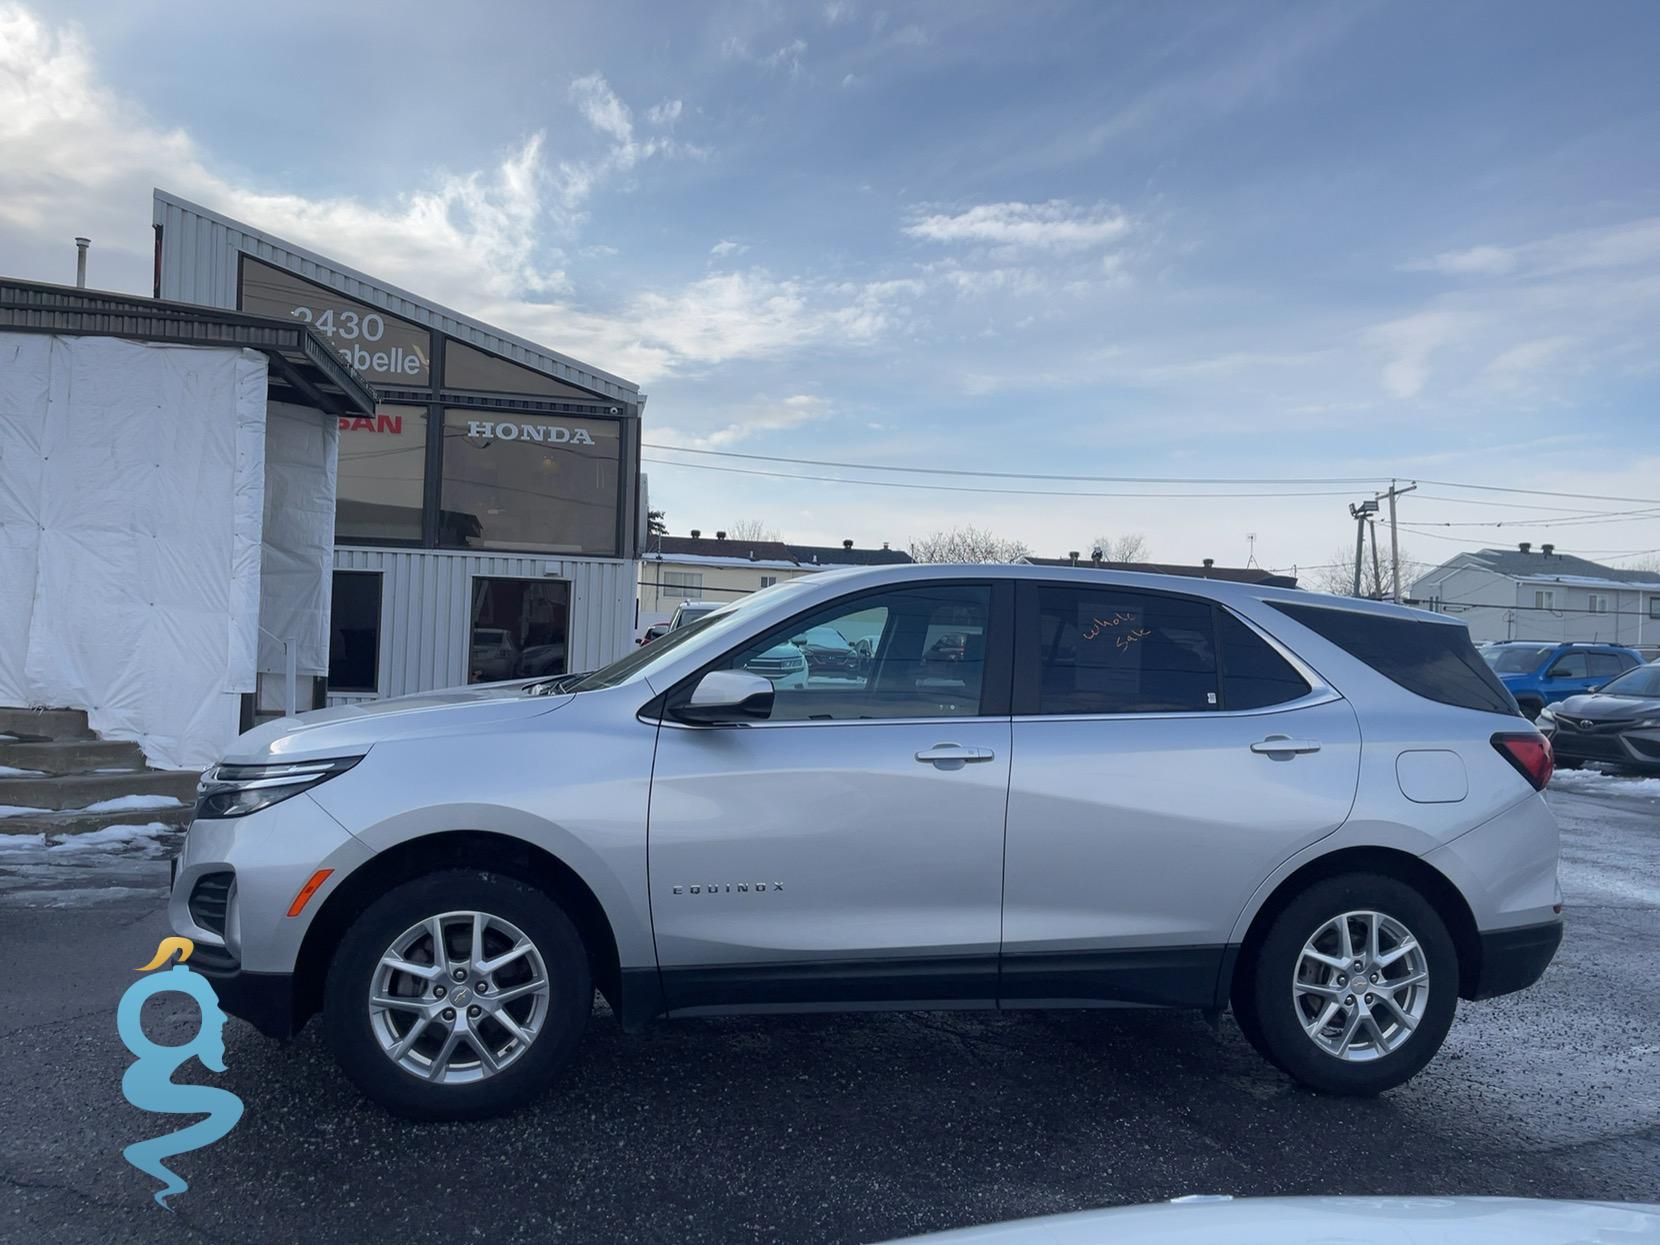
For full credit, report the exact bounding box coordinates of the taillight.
[1493,732,1554,791]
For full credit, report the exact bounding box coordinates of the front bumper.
[169,791,373,1035]
[1542,717,1660,767]
[1468,919,1564,1000]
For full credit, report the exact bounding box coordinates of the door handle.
[1250,736,1322,756]
[915,744,996,767]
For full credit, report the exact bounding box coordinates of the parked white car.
[170,565,1561,1119]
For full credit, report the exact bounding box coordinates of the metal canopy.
[0,276,378,417]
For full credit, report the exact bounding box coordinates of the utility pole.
[1347,500,1379,597]
[1379,480,1417,603]
[1368,518,1383,600]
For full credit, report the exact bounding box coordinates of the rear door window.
[1269,602,1518,716]
[1588,652,1633,678]
[1217,611,1312,709]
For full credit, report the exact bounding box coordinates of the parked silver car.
[169,565,1562,1120]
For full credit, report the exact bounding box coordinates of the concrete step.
[0,707,94,742]
[0,738,147,776]
[0,802,192,839]
[0,768,198,813]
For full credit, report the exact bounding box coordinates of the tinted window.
[1270,602,1518,716]
[1035,587,1216,714]
[335,404,427,542]
[1587,652,1631,678]
[1601,664,1660,698]
[327,571,381,692]
[715,584,992,721]
[1486,646,1552,673]
[1218,611,1311,709]
[1548,653,1589,679]
[468,578,570,682]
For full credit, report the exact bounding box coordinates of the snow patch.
[1549,768,1660,797]
[0,804,50,818]
[0,831,48,851]
[80,794,184,813]
[47,822,174,852]
[0,765,46,777]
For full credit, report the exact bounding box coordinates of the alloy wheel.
[1292,909,1429,1063]
[368,910,551,1084]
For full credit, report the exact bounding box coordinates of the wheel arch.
[293,830,627,1030]
[1227,845,1483,1003]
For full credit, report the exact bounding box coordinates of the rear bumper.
[1468,919,1563,1000]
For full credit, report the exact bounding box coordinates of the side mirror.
[673,669,775,724]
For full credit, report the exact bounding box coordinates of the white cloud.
[841,72,861,88]
[1366,309,1481,399]
[823,1,854,24]
[722,35,808,77]
[905,200,1131,253]
[645,98,683,126]
[653,393,830,449]
[0,4,905,384]
[1404,245,1518,277]
[710,239,747,257]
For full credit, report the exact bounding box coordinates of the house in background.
[1410,544,1660,645]
[638,531,912,633]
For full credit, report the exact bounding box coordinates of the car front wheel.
[1246,874,1457,1095]
[323,870,591,1120]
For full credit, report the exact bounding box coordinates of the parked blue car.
[1480,641,1645,718]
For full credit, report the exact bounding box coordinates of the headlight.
[1638,719,1660,730]
[195,756,361,820]
[1537,706,1555,721]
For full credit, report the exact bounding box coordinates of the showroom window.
[1032,586,1217,714]
[712,584,992,722]
[239,257,432,387]
[328,571,382,693]
[335,404,428,543]
[468,577,571,683]
[440,410,621,554]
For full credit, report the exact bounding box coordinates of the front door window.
[468,578,570,683]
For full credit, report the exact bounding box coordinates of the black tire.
[323,870,590,1121]
[1249,873,1458,1096]
[1228,977,1283,1071]
[1553,757,1585,770]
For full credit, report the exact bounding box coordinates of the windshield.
[1484,646,1552,674]
[561,578,821,693]
[1597,663,1660,698]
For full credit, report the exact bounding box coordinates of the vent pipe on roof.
[1518,541,1532,554]
[74,237,90,288]
[1202,558,1215,569]
[1541,543,1555,557]
[715,530,726,541]
[1068,551,1080,566]
[882,541,889,550]
[689,528,701,539]
[1091,548,1103,566]
[843,539,853,550]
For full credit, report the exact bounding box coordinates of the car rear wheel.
[323,870,591,1120]
[1247,874,1457,1095]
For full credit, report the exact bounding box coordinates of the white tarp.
[0,333,267,769]
[257,401,339,700]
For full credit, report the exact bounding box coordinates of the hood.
[1551,692,1660,722]
[223,680,573,764]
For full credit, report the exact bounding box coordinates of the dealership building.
[155,191,647,709]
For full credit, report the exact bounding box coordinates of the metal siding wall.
[327,548,635,704]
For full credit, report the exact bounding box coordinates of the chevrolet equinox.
[169,565,1563,1119]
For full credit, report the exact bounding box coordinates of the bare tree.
[726,518,780,542]
[1308,543,1426,599]
[1087,533,1150,563]
[909,525,1032,564]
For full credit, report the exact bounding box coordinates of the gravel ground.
[2,781,1656,1244]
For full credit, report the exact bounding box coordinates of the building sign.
[239,257,432,387]
[463,419,596,445]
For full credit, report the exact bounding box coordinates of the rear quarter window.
[1269,602,1519,716]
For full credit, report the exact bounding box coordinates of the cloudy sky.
[4,0,1659,576]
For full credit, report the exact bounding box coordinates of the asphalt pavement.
[2,778,1656,1244]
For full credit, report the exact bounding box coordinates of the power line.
[641,456,1361,499]
[643,442,1388,486]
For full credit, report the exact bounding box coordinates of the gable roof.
[1461,547,1660,586]
[1018,556,1297,588]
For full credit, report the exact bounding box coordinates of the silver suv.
[169,565,1562,1120]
